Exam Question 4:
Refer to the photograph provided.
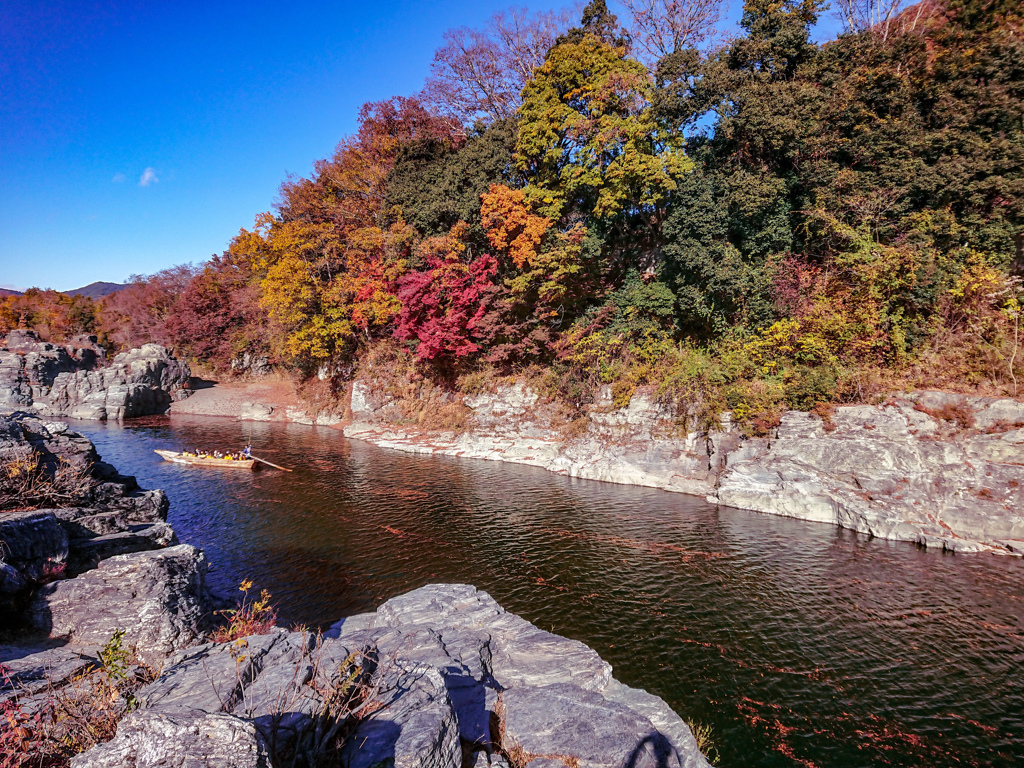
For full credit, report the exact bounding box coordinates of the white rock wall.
[345,380,1024,554]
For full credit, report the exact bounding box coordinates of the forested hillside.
[5,0,1022,430]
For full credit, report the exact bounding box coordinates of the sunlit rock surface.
[346,380,1024,553]
[0,330,190,420]
[87,584,709,768]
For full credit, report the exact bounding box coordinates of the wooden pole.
[250,454,293,472]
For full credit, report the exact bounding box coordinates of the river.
[72,416,1023,768]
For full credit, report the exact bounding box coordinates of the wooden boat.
[154,449,256,470]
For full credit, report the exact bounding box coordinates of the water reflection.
[75,416,1024,768]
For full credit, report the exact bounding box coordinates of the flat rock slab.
[69,710,272,768]
[0,642,99,704]
[139,630,316,716]
[27,544,210,668]
[333,584,711,768]
[66,522,177,575]
[342,662,461,768]
[502,683,681,768]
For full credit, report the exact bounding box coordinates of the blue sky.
[1,1,843,292]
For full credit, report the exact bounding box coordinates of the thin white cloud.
[139,167,158,187]
[111,172,126,183]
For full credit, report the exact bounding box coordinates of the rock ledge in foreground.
[73,584,711,768]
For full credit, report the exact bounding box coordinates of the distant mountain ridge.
[0,282,129,299]
[63,281,128,299]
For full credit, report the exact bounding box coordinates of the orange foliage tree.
[234,97,460,371]
[0,290,98,342]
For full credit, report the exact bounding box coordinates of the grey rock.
[716,397,1024,551]
[366,584,612,694]
[51,502,167,538]
[134,584,711,768]
[471,751,512,768]
[140,631,300,715]
[240,402,274,421]
[284,406,343,426]
[0,642,100,704]
[28,544,210,668]
[338,585,711,767]
[342,661,461,768]
[0,415,170,528]
[501,683,686,768]
[67,522,178,575]
[138,630,378,760]
[346,380,724,499]
[0,562,27,596]
[0,510,68,583]
[973,398,1024,430]
[0,412,97,468]
[1,333,190,420]
[602,679,708,768]
[231,354,273,377]
[347,378,1024,552]
[69,710,272,768]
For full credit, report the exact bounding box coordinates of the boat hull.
[154,449,256,470]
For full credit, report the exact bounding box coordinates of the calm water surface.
[73,416,1023,768]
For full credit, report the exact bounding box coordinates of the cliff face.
[344,380,1024,555]
[0,330,191,420]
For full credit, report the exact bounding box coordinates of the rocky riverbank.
[343,380,1024,555]
[1,412,711,768]
[0,330,191,420]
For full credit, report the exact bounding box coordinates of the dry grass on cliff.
[0,449,93,513]
[356,341,474,434]
[0,632,154,768]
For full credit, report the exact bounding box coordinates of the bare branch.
[620,0,724,65]
[423,6,574,126]
[833,0,917,41]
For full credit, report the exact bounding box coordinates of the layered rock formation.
[0,413,189,624]
[345,380,1024,554]
[0,330,191,420]
[71,585,710,768]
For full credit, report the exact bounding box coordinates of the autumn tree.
[98,265,197,350]
[164,251,268,369]
[516,26,689,262]
[555,0,632,49]
[476,184,596,362]
[394,223,498,365]
[385,117,520,241]
[239,96,459,371]
[0,290,98,342]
